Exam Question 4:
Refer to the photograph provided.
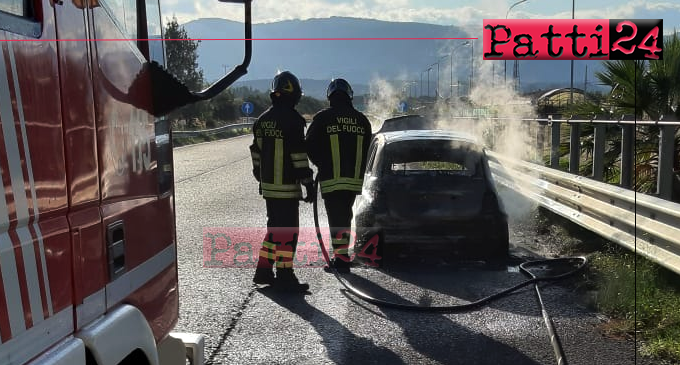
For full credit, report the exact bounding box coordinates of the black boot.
[253,268,275,285]
[274,268,310,293]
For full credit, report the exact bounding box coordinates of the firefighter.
[250,71,315,292]
[306,78,372,273]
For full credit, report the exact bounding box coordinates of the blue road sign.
[398,101,408,113]
[241,101,254,116]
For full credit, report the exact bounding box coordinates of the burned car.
[352,129,509,262]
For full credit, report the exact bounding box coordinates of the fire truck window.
[100,0,138,39]
[0,0,26,16]
[145,0,165,66]
[0,0,40,37]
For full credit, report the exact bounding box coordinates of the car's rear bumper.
[356,212,506,238]
[353,213,508,258]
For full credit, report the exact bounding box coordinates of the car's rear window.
[382,139,482,177]
[391,161,469,172]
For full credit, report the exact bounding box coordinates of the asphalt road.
[172,136,643,365]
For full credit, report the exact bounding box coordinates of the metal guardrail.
[488,150,680,276]
[441,115,680,200]
[172,122,253,138]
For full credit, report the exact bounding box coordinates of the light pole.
[469,40,474,95]
[434,56,447,98]
[450,41,470,98]
[434,62,440,98]
[431,63,439,98]
[570,0,575,105]
[505,0,575,96]
[426,67,432,98]
[420,71,424,98]
[404,81,417,98]
[505,0,528,85]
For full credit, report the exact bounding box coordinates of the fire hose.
[310,177,587,365]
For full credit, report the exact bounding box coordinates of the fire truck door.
[87,0,179,342]
[54,0,107,331]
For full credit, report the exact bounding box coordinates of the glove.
[301,178,315,203]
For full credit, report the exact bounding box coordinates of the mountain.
[231,78,370,100]
[183,17,608,98]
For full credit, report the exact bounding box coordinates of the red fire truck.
[0,0,251,364]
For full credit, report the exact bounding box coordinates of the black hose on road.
[310,178,586,365]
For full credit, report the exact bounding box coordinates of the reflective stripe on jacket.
[306,102,372,195]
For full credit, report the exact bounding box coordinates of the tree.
[594,33,679,121]
[208,90,237,126]
[164,16,206,124]
[297,96,327,116]
[571,33,680,198]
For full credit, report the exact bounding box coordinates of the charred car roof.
[376,114,436,133]
[376,129,481,146]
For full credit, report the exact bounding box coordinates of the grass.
[588,248,680,363]
[172,127,251,147]
[527,208,680,363]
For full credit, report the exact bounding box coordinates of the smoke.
[428,34,540,221]
[364,77,403,131]
[357,28,542,221]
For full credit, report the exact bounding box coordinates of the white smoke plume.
[365,77,403,131]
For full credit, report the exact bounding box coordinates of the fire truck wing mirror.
[149,0,252,116]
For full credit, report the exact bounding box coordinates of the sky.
[160,0,680,34]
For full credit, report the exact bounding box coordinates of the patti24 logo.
[483,19,663,60]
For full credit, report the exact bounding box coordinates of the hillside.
[183,17,607,96]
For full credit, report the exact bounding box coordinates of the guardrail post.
[569,123,580,173]
[550,121,561,168]
[620,124,634,189]
[536,123,545,163]
[657,125,676,199]
[592,124,606,181]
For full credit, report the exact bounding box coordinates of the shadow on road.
[257,286,406,365]
[342,273,546,365]
[348,248,586,319]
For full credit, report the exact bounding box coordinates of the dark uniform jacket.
[250,103,312,199]
[306,101,372,196]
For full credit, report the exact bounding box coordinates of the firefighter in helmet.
[306,78,372,273]
[250,71,315,292]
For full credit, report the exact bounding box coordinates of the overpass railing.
[172,122,253,138]
[444,116,679,200]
